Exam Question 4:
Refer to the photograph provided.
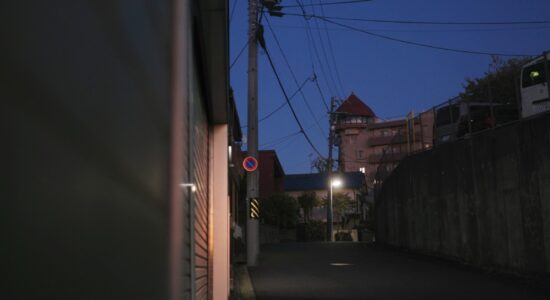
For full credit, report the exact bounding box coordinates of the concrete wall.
[375,113,550,275]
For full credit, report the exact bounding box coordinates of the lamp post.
[329,178,342,242]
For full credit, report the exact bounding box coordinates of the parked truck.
[434,51,549,145]
[520,52,550,118]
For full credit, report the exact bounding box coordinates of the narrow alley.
[249,243,549,300]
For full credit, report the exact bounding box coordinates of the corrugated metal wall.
[192,77,210,300]
[194,103,210,299]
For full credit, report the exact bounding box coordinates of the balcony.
[367,133,422,147]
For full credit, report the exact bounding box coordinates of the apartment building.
[335,94,434,190]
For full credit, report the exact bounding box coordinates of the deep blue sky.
[229,0,550,174]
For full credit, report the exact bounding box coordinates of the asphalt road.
[249,242,549,300]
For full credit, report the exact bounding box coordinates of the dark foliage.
[260,193,300,229]
[460,55,532,105]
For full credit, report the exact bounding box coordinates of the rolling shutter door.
[192,89,209,300]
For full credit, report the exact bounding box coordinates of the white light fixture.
[179,183,196,192]
[331,178,342,188]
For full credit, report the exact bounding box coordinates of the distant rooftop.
[284,172,366,191]
[336,93,376,117]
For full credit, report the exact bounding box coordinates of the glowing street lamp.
[328,177,342,242]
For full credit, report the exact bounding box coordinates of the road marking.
[329,263,353,266]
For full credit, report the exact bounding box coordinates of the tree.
[310,156,328,173]
[323,192,353,228]
[297,192,320,223]
[260,193,300,229]
[460,56,532,105]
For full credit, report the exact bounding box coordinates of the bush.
[335,231,353,241]
[260,193,300,229]
[304,220,326,241]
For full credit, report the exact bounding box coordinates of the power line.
[281,12,550,25]
[315,15,535,57]
[229,0,239,24]
[317,1,347,96]
[260,35,325,158]
[268,24,550,33]
[242,76,313,129]
[230,3,265,69]
[282,0,373,8]
[313,74,330,112]
[261,130,302,148]
[295,0,341,98]
[265,14,327,136]
[230,40,249,69]
[262,113,327,149]
[309,1,346,97]
[259,76,313,122]
[273,134,303,153]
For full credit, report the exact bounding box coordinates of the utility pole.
[246,0,259,267]
[326,97,335,242]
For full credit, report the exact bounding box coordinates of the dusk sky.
[229,0,550,174]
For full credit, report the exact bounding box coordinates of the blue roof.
[284,172,366,191]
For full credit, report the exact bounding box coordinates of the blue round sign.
[243,156,258,172]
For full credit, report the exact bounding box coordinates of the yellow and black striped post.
[249,198,260,219]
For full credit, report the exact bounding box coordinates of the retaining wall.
[375,113,550,274]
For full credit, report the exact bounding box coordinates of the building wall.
[2,2,174,299]
[259,151,284,199]
[338,125,369,174]
[1,1,230,299]
[337,111,434,189]
[376,113,550,274]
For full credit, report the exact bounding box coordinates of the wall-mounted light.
[179,183,196,192]
[228,145,234,167]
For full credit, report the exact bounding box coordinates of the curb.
[235,264,256,300]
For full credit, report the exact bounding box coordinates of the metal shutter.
[192,91,209,300]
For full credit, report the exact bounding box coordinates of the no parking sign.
[242,156,258,172]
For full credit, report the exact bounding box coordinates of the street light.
[329,177,342,242]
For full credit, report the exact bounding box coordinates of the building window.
[359,167,366,174]
[357,150,363,159]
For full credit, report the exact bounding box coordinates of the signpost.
[243,156,258,172]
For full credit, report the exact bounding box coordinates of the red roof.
[336,93,376,117]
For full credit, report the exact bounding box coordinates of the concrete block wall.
[375,113,550,274]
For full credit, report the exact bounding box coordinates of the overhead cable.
[261,130,302,148]
[295,0,341,98]
[265,14,327,136]
[317,1,347,96]
[241,76,314,129]
[313,74,330,112]
[260,36,325,158]
[230,40,249,69]
[282,0,373,8]
[308,1,346,97]
[281,12,550,25]
[301,15,536,56]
